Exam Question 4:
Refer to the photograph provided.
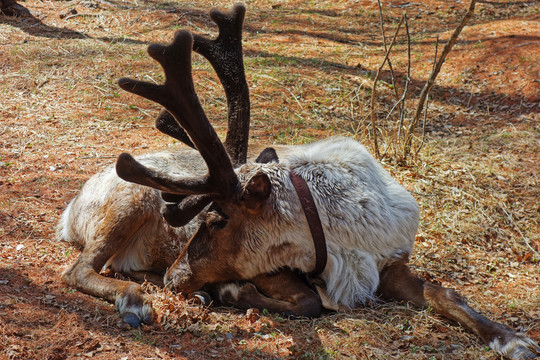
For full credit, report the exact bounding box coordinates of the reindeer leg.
[120,270,165,287]
[377,258,539,360]
[63,250,154,328]
[214,270,322,318]
[62,215,155,328]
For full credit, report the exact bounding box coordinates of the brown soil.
[1,0,538,359]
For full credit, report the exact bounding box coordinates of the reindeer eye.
[206,208,228,230]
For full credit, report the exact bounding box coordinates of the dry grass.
[1,0,539,359]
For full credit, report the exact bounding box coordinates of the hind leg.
[62,244,154,328]
[377,257,539,360]
[62,216,156,328]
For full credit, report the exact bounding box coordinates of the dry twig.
[414,35,439,158]
[376,0,400,101]
[392,15,411,159]
[369,14,405,158]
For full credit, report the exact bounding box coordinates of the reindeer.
[58,4,538,359]
[57,4,321,329]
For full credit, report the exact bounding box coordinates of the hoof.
[190,291,212,306]
[115,287,154,328]
[490,332,539,360]
[281,311,296,320]
[122,312,144,328]
[118,305,154,328]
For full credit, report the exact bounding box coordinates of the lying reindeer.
[58,4,538,359]
[57,4,320,329]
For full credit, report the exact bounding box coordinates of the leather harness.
[290,171,328,277]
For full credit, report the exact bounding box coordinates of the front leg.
[207,270,322,319]
[245,270,322,318]
[165,258,322,318]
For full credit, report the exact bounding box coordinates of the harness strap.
[290,171,327,277]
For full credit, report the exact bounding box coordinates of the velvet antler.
[116,31,239,199]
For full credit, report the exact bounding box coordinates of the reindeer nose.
[163,271,176,289]
[164,261,193,291]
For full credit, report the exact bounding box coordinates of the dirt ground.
[1,0,538,359]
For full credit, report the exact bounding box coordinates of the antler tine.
[117,31,239,199]
[116,152,214,195]
[155,110,195,149]
[153,4,249,165]
[193,3,250,166]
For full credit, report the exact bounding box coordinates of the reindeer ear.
[255,147,279,164]
[242,172,272,211]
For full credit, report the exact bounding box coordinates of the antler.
[116,31,239,199]
[155,3,249,165]
[152,4,250,226]
[194,3,250,166]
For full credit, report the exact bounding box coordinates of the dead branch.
[415,35,440,158]
[369,14,405,158]
[402,0,477,161]
[376,0,401,101]
[395,15,411,147]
